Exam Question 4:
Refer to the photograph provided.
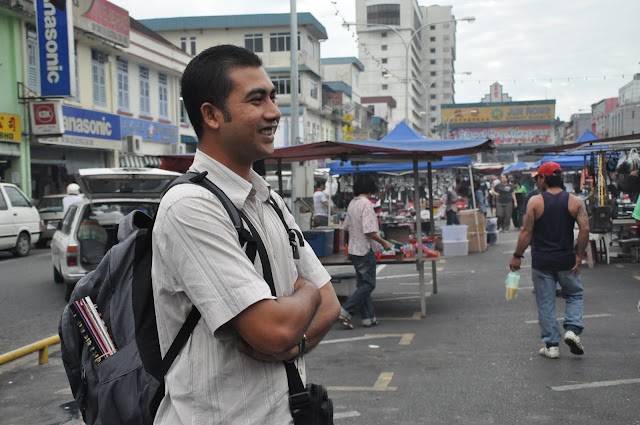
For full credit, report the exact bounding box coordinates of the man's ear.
[201,103,222,130]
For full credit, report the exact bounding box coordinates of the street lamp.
[384,71,472,135]
[425,71,472,136]
[445,108,478,139]
[343,16,475,127]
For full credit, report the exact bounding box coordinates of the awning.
[0,142,21,157]
[119,155,162,168]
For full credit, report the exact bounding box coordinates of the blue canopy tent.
[576,130,598,143]
[502,161,533,174]
[326,155,473,175]
[536,155,590,169]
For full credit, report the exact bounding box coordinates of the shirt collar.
[188,150,272,210]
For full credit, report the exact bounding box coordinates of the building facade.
[141,13,328,148]
[0,0,194,199]
[354,0,459,135]
[442,83,557,163]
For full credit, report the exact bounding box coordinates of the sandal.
[338,316,354,330]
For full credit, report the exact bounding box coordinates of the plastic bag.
[505,271,520,301]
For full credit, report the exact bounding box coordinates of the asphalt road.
[0,248,67,354]
[1,233,640,424]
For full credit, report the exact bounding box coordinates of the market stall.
[269,122,494,317]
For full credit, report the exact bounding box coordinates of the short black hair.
[181,44,263,139]
[315,179,326,189]
[543,170,563,188]
[353,174,378,196]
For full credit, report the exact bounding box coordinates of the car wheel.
[12,232,31,257]
[36,239,48,249]
[54,266,64,284]
[65,282,74,301]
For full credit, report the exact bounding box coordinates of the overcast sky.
[111,0,640,122]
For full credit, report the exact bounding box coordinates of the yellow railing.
[0,335,61,366]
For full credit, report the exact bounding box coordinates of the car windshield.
[37,197,63,212]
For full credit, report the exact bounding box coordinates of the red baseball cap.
[532,161,562,178]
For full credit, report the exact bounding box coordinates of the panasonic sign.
[35,0,76,97]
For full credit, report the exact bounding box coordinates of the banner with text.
[452,125,553,146]
[39,106,122,150]
[0,114,22,143]
[35,0,75,97]
[120,117,179,144]
[442,103,555,124]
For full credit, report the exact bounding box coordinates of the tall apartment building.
[140,13,328,148]
[354,0,459,135]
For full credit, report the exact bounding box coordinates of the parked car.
[50,168,181,299]
[36,194,71,248]
[0,182,42,257]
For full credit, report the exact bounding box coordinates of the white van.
[0,182,42,257]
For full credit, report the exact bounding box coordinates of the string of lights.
[327,1,633,88]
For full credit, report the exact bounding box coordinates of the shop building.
[1,0,194,199]
[441,82,559,163]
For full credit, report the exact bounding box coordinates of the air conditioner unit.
[171,143,187,154]
[123,135,143,154]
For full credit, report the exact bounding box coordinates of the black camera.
[290,383,334,425]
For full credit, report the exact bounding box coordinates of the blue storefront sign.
[35,0,75,97]
[120,117,179,144]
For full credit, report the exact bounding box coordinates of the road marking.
[438,259,446,264]
[551,378,640,392]
[376,265,387,274]
[634,276,640,282]
[616,264,625,269]
[329,372,397,392]
[55,387,72,395]
[378,273,422,280]
[399,280,433,286]
[437,267,444,272]
[334,411,361,419]
[383,312,423,321]
[525,313,612,324]
[320,333,415,345]
[376,294,431,302]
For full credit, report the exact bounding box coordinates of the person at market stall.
[512,181,527,229]
[441,186,461,225]
[475,179,488,217]
[313,179,329,227]
[339,173,392,329]
[492,175,517,232]
[509,162,590,359]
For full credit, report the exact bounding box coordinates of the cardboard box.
[468,231,488,253]
[458,210,485,232]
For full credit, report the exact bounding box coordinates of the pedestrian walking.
[313,179,329,227]
[512,181,527,229]
[62,183,83,214]
[509,162,590,359]
[493,175,517,232]
[340,173,392,329]
[152,45,340,424]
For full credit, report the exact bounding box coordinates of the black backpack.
[58,171,303,424]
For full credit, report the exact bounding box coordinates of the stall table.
[320,253,439,318]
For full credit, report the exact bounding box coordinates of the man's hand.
[382,240,393,251]
[572,254,583,275]
[509,256,521,272]
[236,337,300,363]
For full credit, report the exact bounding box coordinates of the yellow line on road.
[329,372,397,392]
[634,276,640,282]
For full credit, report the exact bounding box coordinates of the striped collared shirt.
[152,150,331,425]
[343,196,382,256]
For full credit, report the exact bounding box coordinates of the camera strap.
[238,210,308,403]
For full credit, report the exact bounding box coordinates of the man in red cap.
[509,162,590,359]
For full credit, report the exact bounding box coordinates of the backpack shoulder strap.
[268,194,305,260]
